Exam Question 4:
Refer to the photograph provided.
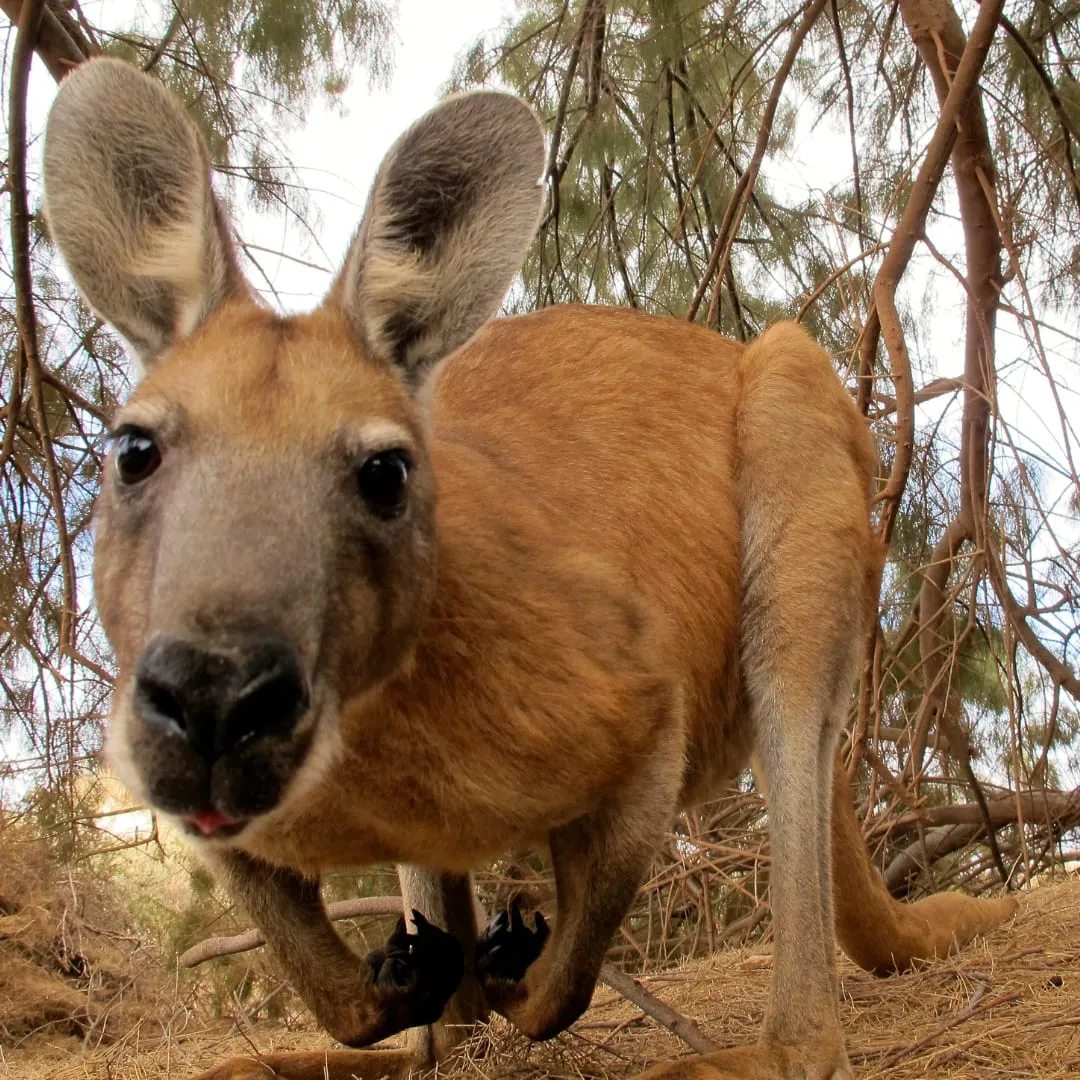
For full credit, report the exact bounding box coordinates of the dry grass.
[4,875,1077,1080]
[0,815,170,1058]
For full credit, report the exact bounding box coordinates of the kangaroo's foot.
[635,1037,852,1080]
[477,900,549,984]
[187,1048,416,1080]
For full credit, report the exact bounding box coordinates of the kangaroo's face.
[93,306,438,837]
[43,59,544,841]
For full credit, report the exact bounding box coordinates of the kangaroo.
[44,58,1017,1080]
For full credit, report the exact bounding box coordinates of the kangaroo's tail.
[831,761,1018,975]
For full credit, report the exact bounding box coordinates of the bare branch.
[598,964,720,1054]
[178,897,407,968]
[0,0,90,82]
[687,0,829,325]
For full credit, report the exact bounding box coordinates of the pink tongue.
[188,808,238,836]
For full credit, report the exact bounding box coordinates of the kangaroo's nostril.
[143,680,187,733]
[223,660,309,751]
[132,632,308,760]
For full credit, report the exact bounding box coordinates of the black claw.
[410,909,439,938]
[385,914,411,950]
[511,903,526,934]
[476,898,550,984]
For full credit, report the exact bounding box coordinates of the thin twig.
[598,964,720,1054]
[687,0,828,325]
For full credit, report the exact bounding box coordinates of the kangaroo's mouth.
[182,807,250,838]
[130,714,317,830]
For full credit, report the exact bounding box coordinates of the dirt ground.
[4,875,1077,1080]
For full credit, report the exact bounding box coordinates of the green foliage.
[453,0,791,326]
[103,1,393,217]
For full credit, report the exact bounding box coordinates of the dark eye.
[115,430,161,485]
[358,450,411,519]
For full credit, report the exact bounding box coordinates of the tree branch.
[598,964,720,1054]
[9,0,77,656]
[178,896,406,968]
[998,10,1080,218]
[0,0,89,82]
[864,0,1005,548]
[687,0,829,325]
[883,784,1080,891]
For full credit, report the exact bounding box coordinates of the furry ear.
[328,91,545,387]
[44,58,247,368]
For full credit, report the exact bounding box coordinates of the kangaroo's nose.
[133,633,309,759]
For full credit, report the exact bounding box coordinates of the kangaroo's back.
[434,305,876,802]
[437,305,744,743]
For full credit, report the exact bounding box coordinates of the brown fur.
[43,60,1017,1080]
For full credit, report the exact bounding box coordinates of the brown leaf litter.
[4,875,1077,1080]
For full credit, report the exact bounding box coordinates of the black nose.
[133,633,309,759]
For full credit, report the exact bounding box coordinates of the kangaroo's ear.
[328,91,545,388]
[44,58,248,369]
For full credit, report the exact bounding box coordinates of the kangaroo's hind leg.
[638,323,875,1080]
[738,324,875,1077]
[397,865,489,1062]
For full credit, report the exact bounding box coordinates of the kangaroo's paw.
[362,910,464,1032]
[477,899,549,984]
[476,900,558,1033]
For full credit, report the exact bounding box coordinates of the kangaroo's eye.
[115,430,161,485]
[358,450,411,520]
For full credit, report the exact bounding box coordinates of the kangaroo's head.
[44,59,544,842]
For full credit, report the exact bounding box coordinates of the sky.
[236,0,520,307]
